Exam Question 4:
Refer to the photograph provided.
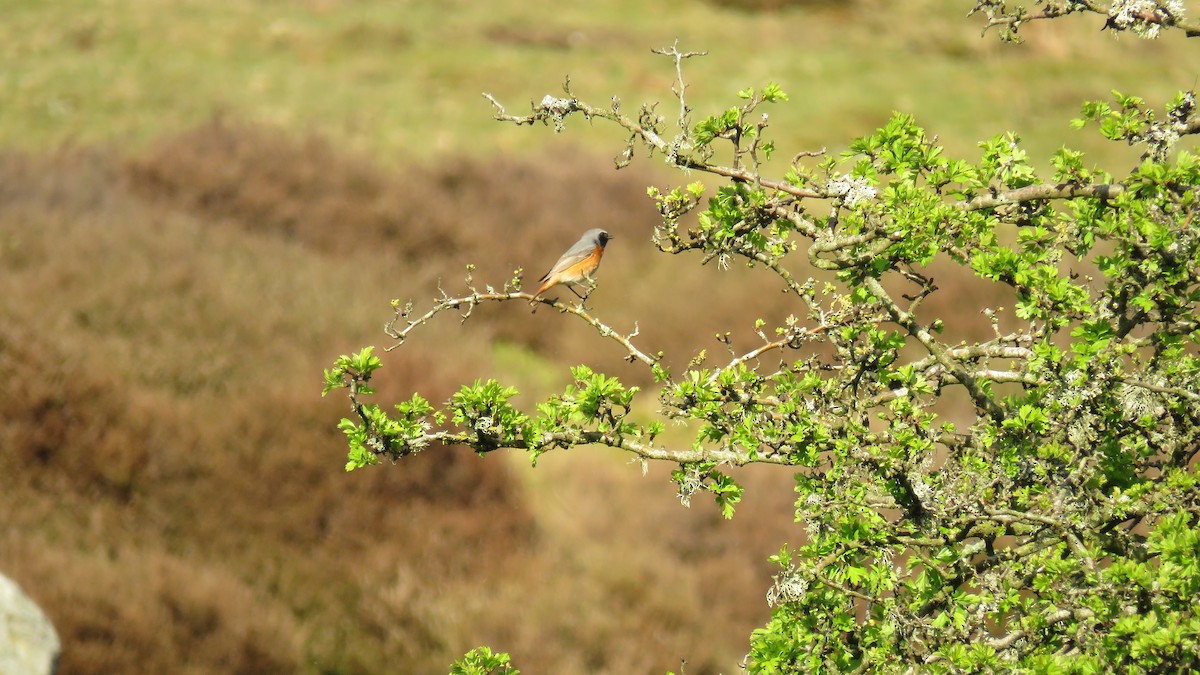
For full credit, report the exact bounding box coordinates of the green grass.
[3,0,1196,167]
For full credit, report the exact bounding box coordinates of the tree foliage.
[325,6,1200,672]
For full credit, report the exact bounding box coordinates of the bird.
[531,228,613,303]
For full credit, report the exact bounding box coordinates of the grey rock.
[0,573,60,675]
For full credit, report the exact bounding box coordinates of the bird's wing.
[539,248,595,281]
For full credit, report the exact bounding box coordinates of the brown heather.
[0,123,812,674]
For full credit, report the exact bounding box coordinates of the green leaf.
[762,82,789,102]
[450,646,519,675]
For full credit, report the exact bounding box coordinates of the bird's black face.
[598,231,613,247]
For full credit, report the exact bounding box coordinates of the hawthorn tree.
[326,4,1200,672]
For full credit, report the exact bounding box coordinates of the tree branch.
[385,287,662,369]
[396,427,803,467]
[973,0,1200,39]
[864,277,1006,420]
[483,92,825,200]
[959,182,1126,212]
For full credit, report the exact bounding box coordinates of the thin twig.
[864,277,1006,421]
[483,91,825,200]
[650,40,707,135]
[385,287,662,370]
[707,323,831,386]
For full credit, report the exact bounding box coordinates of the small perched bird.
[531,228,613,302]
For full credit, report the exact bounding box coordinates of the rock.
[0,573,60,675]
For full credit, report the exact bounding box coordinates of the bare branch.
[394,427,802,467]
[385,286,661,369]
[972,0,1200,40]
[484,91,825,200]
[651,40,707,135]
[707,322,831,386]
[959,182,1127,211]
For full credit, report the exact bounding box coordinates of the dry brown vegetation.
[0,122,822,673]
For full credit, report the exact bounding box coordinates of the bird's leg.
[579,272,599,300]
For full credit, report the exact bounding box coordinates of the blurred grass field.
[1,1,1198,673]
[5,0,1195,163]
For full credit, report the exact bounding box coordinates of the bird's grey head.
[584,228,613,248]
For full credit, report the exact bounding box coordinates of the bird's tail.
[532,277,554,299]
